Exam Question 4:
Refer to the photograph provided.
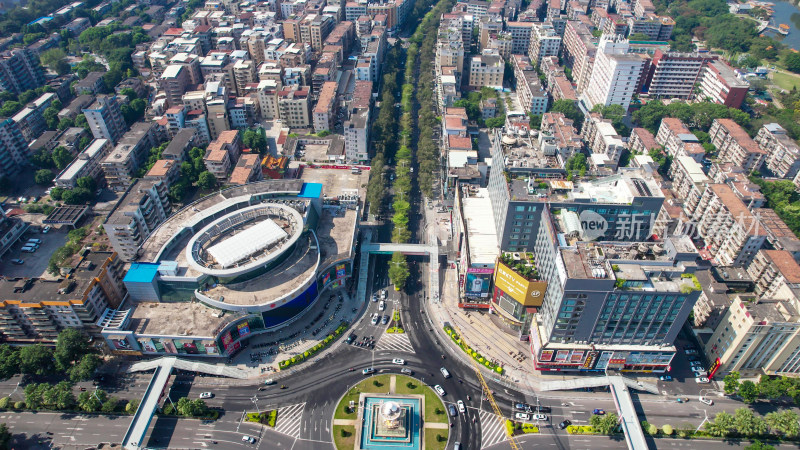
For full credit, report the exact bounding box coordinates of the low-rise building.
[468,53,503,89]
[229,153,264,185]
[55,138,112,188]
[100,122,159,192]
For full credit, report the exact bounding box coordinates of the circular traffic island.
[332,374,450,450]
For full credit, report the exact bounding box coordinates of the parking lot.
[1,226,68,279]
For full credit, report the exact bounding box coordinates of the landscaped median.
[443,325,505,375]
[279,321,348,370]
[246,410,277,427]
[387,310,405,333]
[505,420,539,436]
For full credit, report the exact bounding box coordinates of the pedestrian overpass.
[358,224,441,304]
[122,357,248,449]
[539,375,657,450]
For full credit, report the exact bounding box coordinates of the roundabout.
[333,374,450,450]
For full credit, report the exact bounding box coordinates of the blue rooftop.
[124,263,160,283]
[298,182,323,199]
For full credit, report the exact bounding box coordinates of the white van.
[440,367,451,378]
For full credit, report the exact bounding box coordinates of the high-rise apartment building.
[642,50,714,99]
[709,118,766,173]
[277,87,312,128]
[158,65,191,107]
[82,95,128,144]
[698,60,749,108]
[0,49,45,95]
[103,179,172,261]
[756,123,800,180]
[583,35,645,110]
[0,118,27,177]
[528,22,562,65]
[562,21,597,95]
[506,21,536,54]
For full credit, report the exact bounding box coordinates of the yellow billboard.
[494,262,547,306]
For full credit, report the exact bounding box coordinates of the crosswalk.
[479,409,508,449]
[375,332,414,353]
[274,402,305,438]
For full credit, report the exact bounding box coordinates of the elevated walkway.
[362,242,438,255]
[128,356,250,379]
[122,358,175,450]
[123,357,249,449]
[539,374,654,450]
[357,229,372,303]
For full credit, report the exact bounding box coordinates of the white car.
[533,413,547,421]
[699,396,714,405]
[434,385,446,396]
[695,376,710,384]
[381,289,387,300]
[371,313,379,325]
[392,358,405,365]
[199,392,213,399]
[379,301,386,311]
[242,436,256,444]
[514,412,531,421]
[457,400,465,413]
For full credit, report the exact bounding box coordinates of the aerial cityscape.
[0,0,799,447]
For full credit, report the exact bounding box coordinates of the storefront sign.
[540,350,554,362]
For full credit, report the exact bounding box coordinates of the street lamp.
[251,394,261,415]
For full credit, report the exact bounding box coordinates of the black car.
[559,419,571,429]
[346,334,356,344]
[536,405,552,413]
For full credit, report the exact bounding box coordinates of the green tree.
[705,411,734,437]
[43,107,59,129]
[242,128,267,153]
[101,396,118,413]
[24,383,48,409]
[734,407,768,437]
[549,99,584,128]
[77,390,104,412]
[49,187,64,200]
[69,354,102,382]
[0,423,10,450]
[76,176,96,193]
[40,48,70,75]
[19,344,54,375]
[765,410,799,437]
[0,345,19,380]
[176,397,208,417]
[57,117,75,130]
[739,380,759,403]
[54,328,89,371]
[590,412,619,435]
[724,371,741,395]
[785,53,800,74]
[0,398,8,409]
[197,171,216,190]
[33,169,55,185]
[125,399,140,413]
[0,101,21,117]
[388,252,410,291]
[43,381,75,410]
[745,441,775,450]
[529,114,542,130]
[52,146,74,170]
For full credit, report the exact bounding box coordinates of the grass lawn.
[394,375,446,422]
[332,425,356,449]
[424,428,448,450]
[334,374,393,420]
[772,71,800,91]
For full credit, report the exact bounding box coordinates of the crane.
[450,323,521,450]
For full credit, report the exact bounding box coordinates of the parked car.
[434,385,445,396]
[346,334,356,344]
[10,259,23,265]
[457,400,465,413]
[42,226,51,234]
[659,375,673,381]
[699,396,714,405]
[695,377,710,384]
[593,409,605,415]
[559,420,571,429]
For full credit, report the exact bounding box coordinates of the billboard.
[110,335,133,351]
[237,321,251,338]
[465,269,492,298]
[540,349,554,362]
[570,351,585,364]
[138,338,157,353]
[555,350,569,362]
[336,264,346,279]
[493,262,547,306]
[708,357,722,379]
[595,351,613,370]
